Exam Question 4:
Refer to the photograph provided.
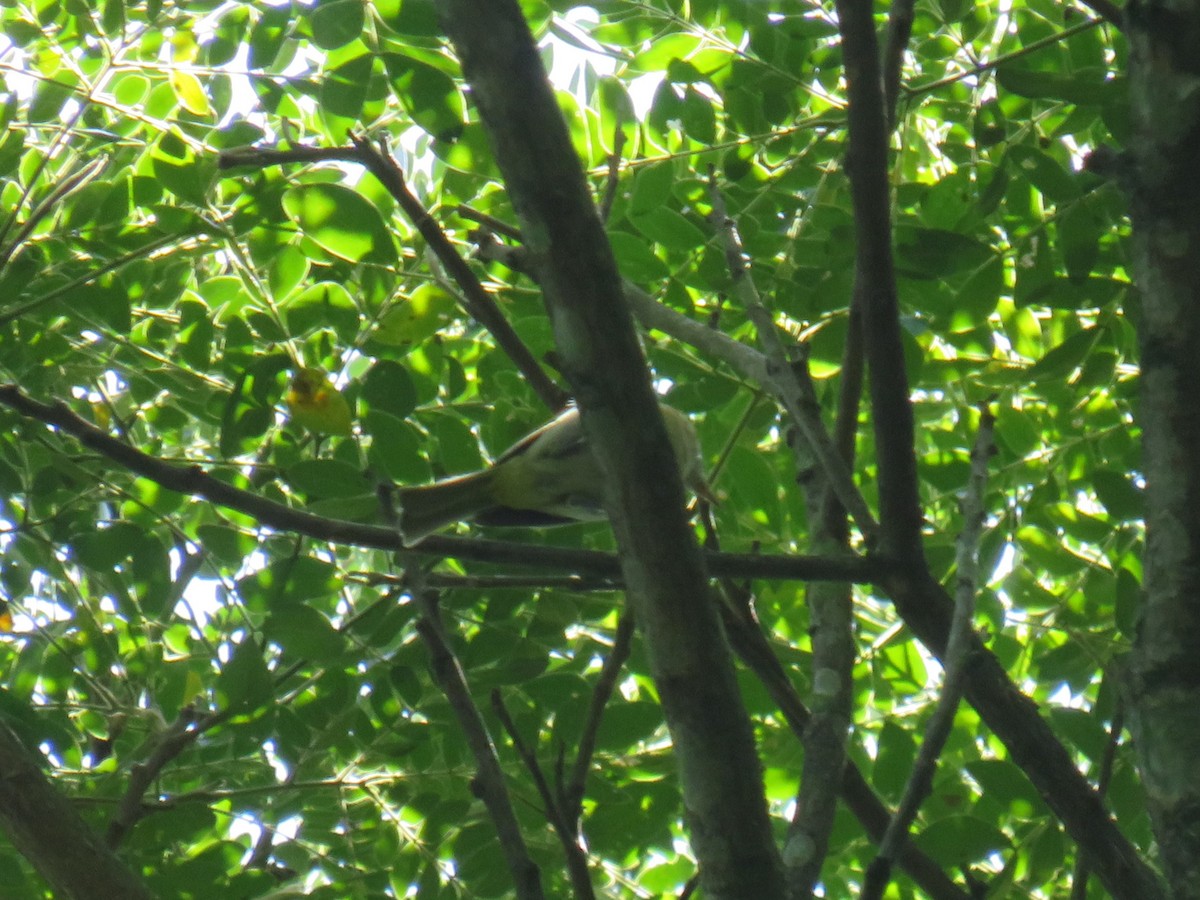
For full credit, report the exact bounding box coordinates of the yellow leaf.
[169,71,212,117]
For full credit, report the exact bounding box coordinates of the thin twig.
[349,571,621,593]
[704,168,879,548]
[457,204,525,240]
[904,18,1105,98]
[411,578,546,900]
[598,119,626,223]
[862,406,994,899]
[491,691,597,900]
[562,613,636,825]
[106,706,229,848]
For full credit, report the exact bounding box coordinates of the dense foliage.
[0,0,1144,896]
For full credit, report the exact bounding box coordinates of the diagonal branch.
[106,705,229,849]
[718,600,968,900]
[0,722,154,900]
[435,2,785,895]
[218,140,567,412]
[410,577,545,899]
[562,613,635,826]
[862,406,994,900]
[491,691,596,900]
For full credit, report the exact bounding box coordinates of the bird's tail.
[396,469,496,545]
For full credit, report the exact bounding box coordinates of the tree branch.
[863,407,994,900]
[562,613,635,826]
[410,577,545,899]
[106,705,228,849]
[718,600,968,900]
[491,690,596,900]
[435,2,785,895]
[218,139,568,412]
[834,0,925,563]
[0,721,154,900]
[883,566,1162,898]
[882,0,917,128]
[0,383,888,584]
[703,173,857,896]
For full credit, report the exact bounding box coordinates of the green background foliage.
[0,0,1139,896]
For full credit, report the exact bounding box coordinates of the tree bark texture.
[1125,1,1200,895]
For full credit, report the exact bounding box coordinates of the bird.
[286,368,354,437]
[396,404,713,545]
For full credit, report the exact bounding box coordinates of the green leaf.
[283,281,360,340]
[631,162,675,216]
[1008,145,1080,204]
[237,557,343,609]
[372,284,457,347]
[1026,327,1098,383]
[1092,469,1142,521]
[151,133,215,205]
[894,226,991,278]
[384,55,465,141]
[196,524,253,565]
[367,411,429,483]
[914,815,1011,866]
[310,0,364,50]
[169,70,212,116]
[872,720,916,798]
[608,230,669,281]
[1057,198,1102,282]
[267,605,345,661]
[286,458,371,499]
[72,521,142,570]
[362,360,418,420]
[321,54,372,119]
[282,183,397,263]
[997,65,1113,105]
[632,207,707,250]
[217,639,273,714]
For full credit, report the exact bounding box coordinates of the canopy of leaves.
[0,0,1141,897]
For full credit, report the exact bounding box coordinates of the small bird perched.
[286,368,354,437]
[396,404,712,545]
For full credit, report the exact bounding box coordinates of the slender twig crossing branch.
[491,691,597,900]
[862,407,994,900]
[410,576,546,899]
[218,139,568,412]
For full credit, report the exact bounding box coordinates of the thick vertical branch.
[833,0,926,564]
[1124,0,1200,895]
[434,2,784,896]
[0,722,154,900]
